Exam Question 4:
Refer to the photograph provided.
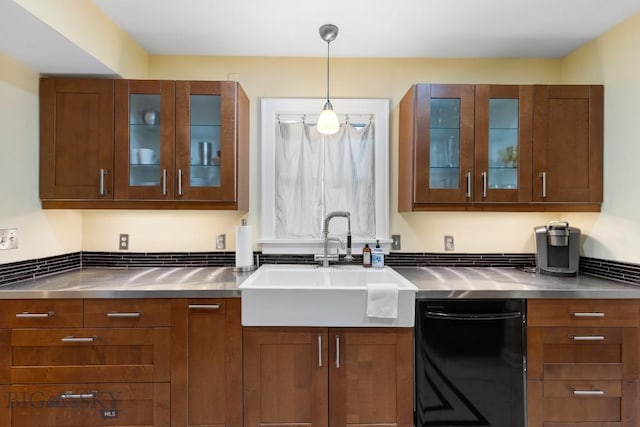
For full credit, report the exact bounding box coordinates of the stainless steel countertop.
[0,265,638,299]
[395,266,640,299]
[0,267,249,298]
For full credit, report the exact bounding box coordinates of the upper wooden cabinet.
[399,83,603,211]
[532,85,603,206]
[40,78,114,201]
[40,77,249,210]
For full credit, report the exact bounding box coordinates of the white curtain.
[275,120,376,239]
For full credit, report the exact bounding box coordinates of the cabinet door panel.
[176,81,242,203]
[475,85,533,203]
[171,299,242,427]
[533,85,603,204]
[329,328,413,427]
[413,84,475,204]
[40,78,114,200]
[114,79,176,200]
[243,327,329,427]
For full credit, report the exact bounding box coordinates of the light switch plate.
[391,234,401,251]
[0,228,18,250]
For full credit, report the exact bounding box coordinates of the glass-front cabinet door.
[413,84,475,204]
[114,80,175,200]
[175,81,237,202]
[474,85,532,203]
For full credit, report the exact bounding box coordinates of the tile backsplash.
[0,251,638,286]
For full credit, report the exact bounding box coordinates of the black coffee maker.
[534,221,581,276]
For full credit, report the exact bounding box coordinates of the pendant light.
[317,24,340,135]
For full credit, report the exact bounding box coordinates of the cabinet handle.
[106,312,142,318]
[178,168,183,196]
[61,336,96,343]
[571,312,605,318]
[162,169,168,196]
[335,336,340,369]
[15,311,54,318]
[570,335,605,341]
[318,335,323,367]
[572,389,604,396]
[481,171,487,198]
[539,171,547,198]
[60,391,97,400]
[99,169,108,196]
[465,172,472,198]
[188,304,221,310]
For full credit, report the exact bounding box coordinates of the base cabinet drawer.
[10,328,170,383]
[0,300,83,328]
[84,299,172,328]
[7,383,169,427]
[527,380,637,426]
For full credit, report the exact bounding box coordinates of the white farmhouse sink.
[239,264,417,327]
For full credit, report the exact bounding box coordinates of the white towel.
[366,283,399,319]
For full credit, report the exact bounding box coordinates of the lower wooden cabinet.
[243,326,413,427]
[527,299,639,427]
[171,298,242,427]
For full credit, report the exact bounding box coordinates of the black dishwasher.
[415,299,525,427]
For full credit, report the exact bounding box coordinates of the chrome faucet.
[314,211,354,267]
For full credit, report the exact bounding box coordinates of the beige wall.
[0,53,82,264]
[560,12,640,263]
[2,10,640,264]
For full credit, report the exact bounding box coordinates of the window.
[260,98,390,254]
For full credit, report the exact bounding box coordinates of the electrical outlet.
[119,234,129,250]
[444,235,455,251]
[391,234,401,251]
[0,228,18,250]
[216,234,226,250]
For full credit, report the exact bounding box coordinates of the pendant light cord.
[326,40,331,103]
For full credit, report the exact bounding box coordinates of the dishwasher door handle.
[425,311,522,321]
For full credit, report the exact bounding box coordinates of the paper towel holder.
[234,218,257,272]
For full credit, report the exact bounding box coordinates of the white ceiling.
[1,0,639,75]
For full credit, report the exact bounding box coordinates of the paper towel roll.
[235,224,253,268]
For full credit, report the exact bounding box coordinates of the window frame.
[259,98,391,254]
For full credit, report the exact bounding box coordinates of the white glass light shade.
[317,102,339,135]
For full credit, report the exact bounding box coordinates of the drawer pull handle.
[571,335,605,341]
[318,335,323,367]
[107,312,142,318]
[571,312,605,318]
[61,336,96,343]
[188,304,221,310]
[60,391,97,400]
[572,389,604,396]
[16,312,54,318]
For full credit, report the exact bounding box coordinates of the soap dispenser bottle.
[362,244,372,268]
[372,240,384,269]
